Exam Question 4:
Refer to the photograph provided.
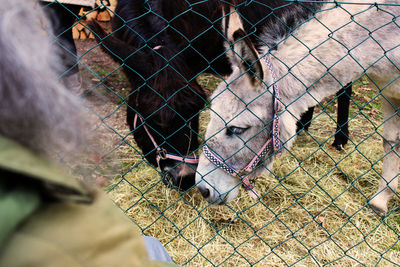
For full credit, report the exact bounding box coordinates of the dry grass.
[102,79,400,266]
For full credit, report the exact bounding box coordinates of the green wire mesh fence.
[46,0,400,265]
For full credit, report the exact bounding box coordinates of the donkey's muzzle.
[163,162,197,191]
[198,186,210,198]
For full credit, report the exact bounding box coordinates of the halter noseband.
[133,114,199,170]
[203,56,283,199]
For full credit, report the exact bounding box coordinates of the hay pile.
[105,78,399,266]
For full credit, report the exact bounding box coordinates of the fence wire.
[47,0,400,266]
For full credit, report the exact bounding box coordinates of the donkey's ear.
[223,6,263,85]
[231,29,263,84]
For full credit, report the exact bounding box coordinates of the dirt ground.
[73,39,135,185]
[76,39,130,133]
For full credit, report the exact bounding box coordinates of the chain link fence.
[45,0,400,265]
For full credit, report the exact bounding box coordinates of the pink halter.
[134,114,199,169]
[203,56,283,200]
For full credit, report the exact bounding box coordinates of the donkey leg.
[297,106,314,132]
[369,97,400,215]
[332,83,352,151]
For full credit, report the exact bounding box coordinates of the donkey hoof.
[332,136,348,151]
[332,140,347,151]
[332,143,343,151]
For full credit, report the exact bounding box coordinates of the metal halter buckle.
[157,148,168,160]
[238,169,249,177]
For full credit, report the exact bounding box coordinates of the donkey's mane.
[111,0,208,126]
[222,0,323,51]
[112,0,170,49]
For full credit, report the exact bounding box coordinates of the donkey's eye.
[226,126,249,136]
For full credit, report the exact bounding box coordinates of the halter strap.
[134,114,199,169]
[203,144,272,200]
[265,55,284,154]
[202,55,283,200]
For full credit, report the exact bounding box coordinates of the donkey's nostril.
[200,188,210,198]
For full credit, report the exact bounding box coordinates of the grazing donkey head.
[89,20,207,191]
[196,5,293,204]
[127,69,206,191]
[124,47,206,191]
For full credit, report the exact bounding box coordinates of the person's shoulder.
[0,189,158,267]
[0,137,91,201]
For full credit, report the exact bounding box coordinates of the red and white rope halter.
[203,55,283,200]
[134,114,199,169]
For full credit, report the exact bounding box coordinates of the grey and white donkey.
[196,0,400,214]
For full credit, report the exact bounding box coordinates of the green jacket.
[0,137,176,267]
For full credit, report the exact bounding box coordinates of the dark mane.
[111,0,210,124]
[222,0,323,50]
[111,0,168,47]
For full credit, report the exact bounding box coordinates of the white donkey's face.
[196,65,274,204]
[195,6,281,204]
